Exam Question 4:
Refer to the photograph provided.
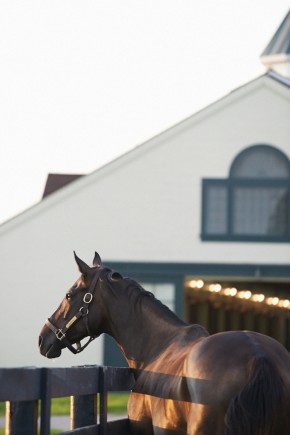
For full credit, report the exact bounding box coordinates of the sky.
[0,0,289,224]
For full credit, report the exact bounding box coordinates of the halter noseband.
[45,268,101,354]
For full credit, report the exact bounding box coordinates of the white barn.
[0,11,290,368]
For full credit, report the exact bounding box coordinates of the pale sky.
[0,1,289,224]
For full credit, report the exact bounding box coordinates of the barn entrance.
[184,277,290,350]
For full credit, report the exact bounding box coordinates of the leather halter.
[45,268,101,354]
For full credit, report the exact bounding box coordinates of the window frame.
[202,178,290,242]
[201,145,290,243]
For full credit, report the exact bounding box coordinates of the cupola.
[260,9,290,79]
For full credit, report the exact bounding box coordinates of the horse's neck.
[103,284,187,369]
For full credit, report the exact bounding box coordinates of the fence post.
[99,366,108,435]
[6,400,38,435]
[70,394,97,429]
[40,368,51,435]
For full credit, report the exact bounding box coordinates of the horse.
[39,252,290,434]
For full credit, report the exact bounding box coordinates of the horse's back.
[129,329,290,434]
[185,330,290,380]
[184,330,290,434]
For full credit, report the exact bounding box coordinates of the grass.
[0,401,64,434]
[0,392,129,433]
[51,392,129,415]
[51,397,70,416]
[0,393,129,417]
[107,392,130,414]
[0,429,61,435]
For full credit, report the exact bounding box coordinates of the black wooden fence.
[0,365,135,435]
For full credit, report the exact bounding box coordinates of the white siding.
[0,74,290,367]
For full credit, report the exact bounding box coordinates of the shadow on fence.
[0,365,135,435]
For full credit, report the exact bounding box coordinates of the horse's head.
[39,251,121,359]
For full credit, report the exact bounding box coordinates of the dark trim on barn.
[106,260,290,282]
[103,260,290,366]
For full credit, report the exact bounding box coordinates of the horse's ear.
[74,252,91,276]
[93,251,102,268]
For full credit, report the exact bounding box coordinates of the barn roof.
[0,72,289,234]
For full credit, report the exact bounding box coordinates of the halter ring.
[80,307,89,316]
[83,293,93,304]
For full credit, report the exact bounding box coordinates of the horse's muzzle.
[38,333,62,359]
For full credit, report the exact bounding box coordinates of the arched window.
[202,145,290,242]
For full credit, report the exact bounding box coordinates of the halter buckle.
[56,329,66,341]
[83,293,93,304]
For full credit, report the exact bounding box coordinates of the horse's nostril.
[38,335,43,348]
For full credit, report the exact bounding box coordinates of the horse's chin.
[45,344,62,359]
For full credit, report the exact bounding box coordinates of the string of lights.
[186,279,290,312]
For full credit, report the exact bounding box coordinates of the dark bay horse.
[39,252,290,434]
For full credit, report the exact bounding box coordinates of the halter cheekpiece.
[45,268,101,354]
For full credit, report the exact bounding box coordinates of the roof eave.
[261,53,290,66]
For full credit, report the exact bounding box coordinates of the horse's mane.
[120,277,184,325]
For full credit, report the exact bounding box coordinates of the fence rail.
[0,365,135,435]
